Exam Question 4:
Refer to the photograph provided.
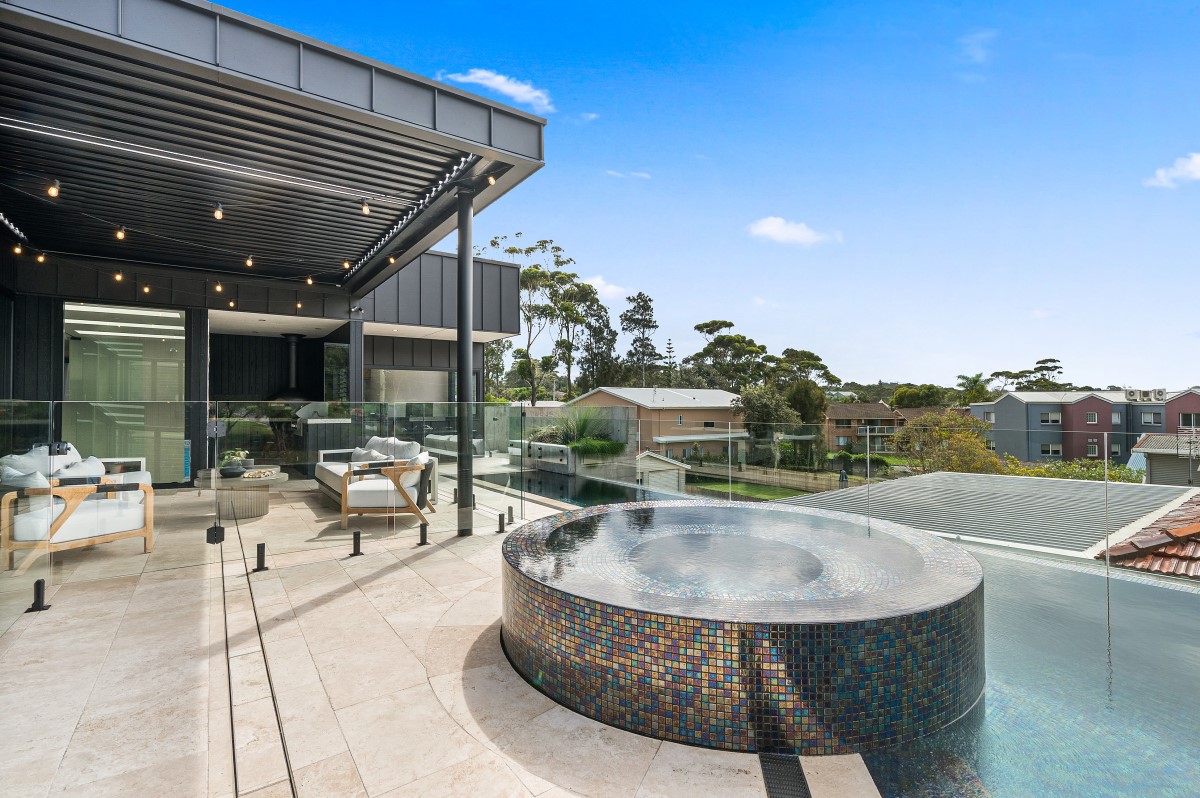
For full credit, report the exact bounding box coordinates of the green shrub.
[568,437,626,457]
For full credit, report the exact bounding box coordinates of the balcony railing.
[857,426,897,435]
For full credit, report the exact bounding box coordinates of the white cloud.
[583,276,629,300]
[580,112,599,121]
[444,68,554,114]
[747,216,839,246]
[958,30,998,64]
[605,170,651,179]
[1143,153,1200,188]
[1030,308,1054,320]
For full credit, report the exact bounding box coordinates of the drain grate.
[759,753,811,798]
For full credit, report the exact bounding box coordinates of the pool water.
[863,547,1200,797]
[477,470,674,505]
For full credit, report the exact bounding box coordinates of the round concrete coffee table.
[197,467,290,521]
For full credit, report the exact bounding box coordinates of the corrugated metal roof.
[1132,433,1200,456]
[778,471,1193,553]
[571,387,739,410]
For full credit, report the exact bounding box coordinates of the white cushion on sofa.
[401,452,430,489]
[365,436,420,461]
[13,499,146,544]
[343,478,418,509]
[53,456,106,480]
[350,447,388,465]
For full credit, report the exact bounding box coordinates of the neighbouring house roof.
[635,451,691,470]
[825,402,893,420]
[651,432,751,444]
[893,406,945,421]
[1097,494,1200,579]
[972,389,1199,407]
[570,387,740,410]
[780,471,1193,554]
[1132,433,1200,457]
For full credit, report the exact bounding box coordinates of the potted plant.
[219,448,250,477]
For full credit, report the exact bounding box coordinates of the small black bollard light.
[26,578,50,613]
[419,522,429,546]
[206,524,225,545]
[350,529,364,557]
[252,542,269,573]
[497,512,506,534]
[507,506,514,524]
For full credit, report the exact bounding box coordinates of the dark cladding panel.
[0,295,11,399]
[172,277,204,307]
[481,263,501,331]
[96,272,137,303]
[16,263,57,296]
[441,254,457,327]
[268,287,298,316]
[436,93,490,144]
[13,0,119,33]
[492,110,542,160]
[297,290,323,317]
[431,339,450,368]
[135,274,171,304]
[302,46,371,109]
[500,265,519,333]
[324,292,350,320]
[238,284,268,314]
[57,262,98,300]
[393,336,413,367]
[219,18,301,88]
[395,263,421,323]
[412,338,433,369]
[420,256,443,327]
[472,261,483,330]
[373,273,399,321]
[374,72,435,128]
[124,0,217,63]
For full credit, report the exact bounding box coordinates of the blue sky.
[236,1,1200,389]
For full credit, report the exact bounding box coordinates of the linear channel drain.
[759,753,811,798]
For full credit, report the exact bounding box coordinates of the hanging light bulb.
[215,281,223,293]
[245,255,253,268]
[296,301,303,309]
[388,255,396,264]
[142,284,150,294]
[47,180,60,198]
[305,275,314,285]
[115,226,126,240]
[486,175,497,186]
[213,203,224,220]
[36,252,46,263]
[228,300,236,308]
[12,244,21,255]
[361,199,370,215]
[342,260,351,270]
[115,271,124,282]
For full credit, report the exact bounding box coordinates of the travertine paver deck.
[0,480,805,797]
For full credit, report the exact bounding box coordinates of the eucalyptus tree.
[551,279,599,399]
[619,292,662,387]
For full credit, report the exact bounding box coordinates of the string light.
[214,282,223,293]
[213,203,223,220]
[115,226,126,240]
[12,244,21,254]
[305,275,313,285]
[36,252,46,263]
[228,300,236,308]
[361,199,370,215]
[486,175,497,186]
[388,255,396,264]
[47,179,60,198]
[342,260,350,270]
[115,271,123,282]
[296,301,303,309]
[142,284,150,294]
[245,255,253,267]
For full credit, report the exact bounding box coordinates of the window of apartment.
[985,439,996,451]
[1181,413,1200,428]
[1040,443,1062,456]
[836,436,852,446]
[1111,442,1122,457]
[666,449,673,459]
[1141,412,1162,425]
[677,415,683,426]
[1087,443,1099,457]
[1085,412,1098,424]
[835,419,852,428]
[1112,411,1121,425]
[983,411,995,423]
[702,421,716,428]
[1040,411,1062,425]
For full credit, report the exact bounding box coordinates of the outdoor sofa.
[315,436,438,529]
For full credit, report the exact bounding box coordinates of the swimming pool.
[477,470,675,505]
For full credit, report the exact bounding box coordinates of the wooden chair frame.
[339,461,434,529]
[1,480,155,575]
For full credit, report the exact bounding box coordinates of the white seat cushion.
[365,436,420,461]
[315,462,350,493]
[13,499,146,543]
[343,478,417,509]
[53,456,106,480]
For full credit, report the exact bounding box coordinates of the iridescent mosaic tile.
[501,500,985,755]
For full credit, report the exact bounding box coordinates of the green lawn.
[689,480,805,500]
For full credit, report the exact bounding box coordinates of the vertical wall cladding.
[11,295,63,401]
[363,252,519,335]
[363,337,483,370]
[208,334,323,401]
[0,293,12,400]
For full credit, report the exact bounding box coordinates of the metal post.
[252,542,268,572]
[498,512,506,534]
[26,578,50,612]
[452,487,458,504]
[456,183,474,536]
[507,506,514,524]
[865,429,872,538]
[419,522,429,546]
[350,530,363,557]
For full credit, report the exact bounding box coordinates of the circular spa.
[501,501,985,755]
